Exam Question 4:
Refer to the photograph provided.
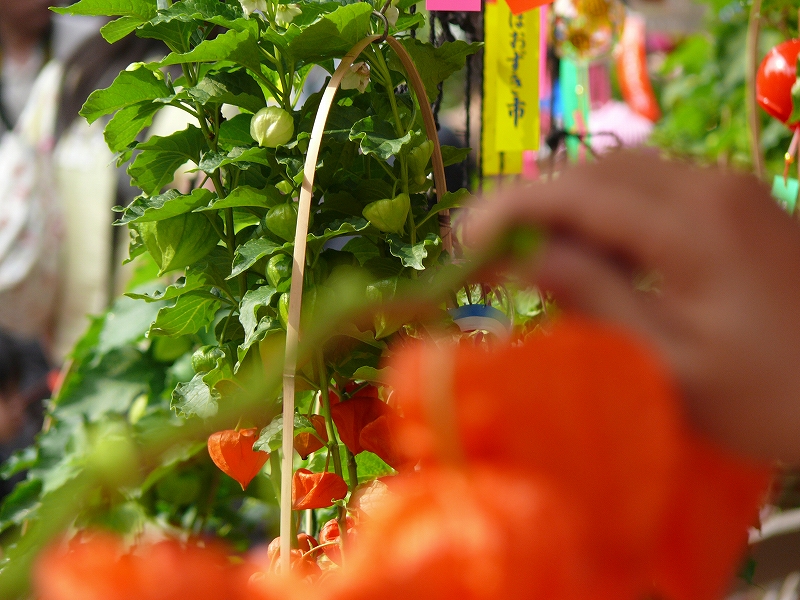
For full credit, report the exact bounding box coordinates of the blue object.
[448,305,512,339]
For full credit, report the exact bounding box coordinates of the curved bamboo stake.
[280,34,450,571]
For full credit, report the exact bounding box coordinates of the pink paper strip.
[540,6,548,101]
[522,150,539,180]
[426,0,481,11]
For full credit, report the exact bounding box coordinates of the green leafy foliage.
[0,1,480,591]
[650,0,794,176]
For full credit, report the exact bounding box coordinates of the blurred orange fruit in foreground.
[35,316,772,600]
[35,533,250,600]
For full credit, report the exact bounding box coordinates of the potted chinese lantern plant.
[0,0,481,595]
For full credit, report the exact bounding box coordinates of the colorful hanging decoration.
[505,0,555,15]
[559,57,591,161]
[616,13,661,123]
[551,0,625,63]
[756,39,800,183]
[771,175,799,213]
[426,0,481,11]
[482,0,541,176]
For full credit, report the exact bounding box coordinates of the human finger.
[533,235,662,340]
[466,153,716,276]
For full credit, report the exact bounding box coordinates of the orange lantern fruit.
[207,428,269,490]
[294,415,328,459]
[292,468,348,510]
[330,397,391,455]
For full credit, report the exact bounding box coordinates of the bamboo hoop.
[279,33,451,571]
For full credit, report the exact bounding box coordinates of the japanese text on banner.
[482,0,539,175]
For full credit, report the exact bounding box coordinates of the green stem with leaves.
[315,351,349,549]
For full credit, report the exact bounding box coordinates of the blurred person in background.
[51,30,169,360]
[0,0,53,133]
[0,0,61,349]
[0,3,169,362]
[0,329,49,500]
[0,1,98,356]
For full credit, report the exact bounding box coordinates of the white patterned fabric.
[0,62,63,340]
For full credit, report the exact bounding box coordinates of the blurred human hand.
[469,151,800,464]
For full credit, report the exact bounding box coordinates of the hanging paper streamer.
[506,0,554,15]
[426,0,481,11]
[559,58,590,161]
[617,13,661,122]
[772,175,799,214]
[482,0,540,176]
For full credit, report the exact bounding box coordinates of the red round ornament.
[756,39,800,128]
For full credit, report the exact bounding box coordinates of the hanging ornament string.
[279,32,450,572]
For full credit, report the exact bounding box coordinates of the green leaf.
[189,70,265,113]
[342,237,380,266]
[440,145,471,167]
[218,113,254,147]
[0,447,38,479]
[230,238,287,279]
[287,3,373,62]
[126,255,231,303]
[148,292,222,337]
[104,102,161,153]
[350,366,394,385]
[160,28,262,74]
[119,188,214,224]
[138,440,206,494]
[386,232,442,270]
[416,188,473,228]
[128,125,205,195]
[194,185,282,212]
[254,414,316,453]
[393,12,425,32]
[355,451,395,481]
[197,146,272,173]
[97,294,165,355]
[349,117,413,160]
[136,211,222,275]
[53,354,154,421]
[172,372,220,418]
[150,0,249,32]
[307,218,370,254]
[137,19,197,53]
[239,286,277,348]
[388,39,482,102]
[52,0,155,18]
[100,16,149,43]
[0,479,42,534]
[81,67,170,124]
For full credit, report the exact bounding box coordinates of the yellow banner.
[482,0,540,176]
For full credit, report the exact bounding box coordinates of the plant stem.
[371,47,404,138]
[251,67,285,105]
[343,445,358,495]
[223,206,247,297]
[204,212,226,244]
[316,353,343,479]
[269,451,282,508]
[315,351,349,553]
[374,156,399,181]
[746,0,765,179]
